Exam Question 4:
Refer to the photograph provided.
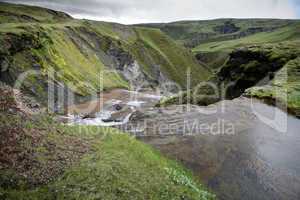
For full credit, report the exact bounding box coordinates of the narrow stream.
[66,89,162,126]
[67,90,300,200]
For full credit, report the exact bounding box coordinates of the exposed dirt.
[0,85,91,187]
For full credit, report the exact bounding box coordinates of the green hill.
[152,19,300,117]
[139,19,296,47]
[192,22,300,53]
[140,19,300,70]
[0,2,210,107]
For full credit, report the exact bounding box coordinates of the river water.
[67,90,300,200]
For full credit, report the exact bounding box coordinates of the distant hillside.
[192,21,300,52]
[0,2,210,109]
[139,19,297,48]
[140,19,300,69]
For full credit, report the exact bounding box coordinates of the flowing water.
[65,89,162,126]
[68,90,300,200]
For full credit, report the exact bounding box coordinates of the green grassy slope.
[193,23,300,53]
[0,2,210,104]
[0,22,129,97]
[139,19,296,47]
[132,27,210,86]
[0,2,72,23]
[0,85,215,200]
[140,19,300,71]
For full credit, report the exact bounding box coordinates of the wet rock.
[32,63,41,69]
[82,113,96,119]
[0,59,9,73]
[102,118,121,123]
[108,107,132,122]
[130,110,147,121]
[114,104,123,111]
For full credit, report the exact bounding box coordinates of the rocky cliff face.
[216,46,298,99]
[159,43,300,116]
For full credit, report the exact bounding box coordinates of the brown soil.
[0,85,91,187]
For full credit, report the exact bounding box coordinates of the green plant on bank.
[165,167,215,200]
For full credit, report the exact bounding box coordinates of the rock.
[107,107,132,122]
[129,110,147,121]
[0,59,9,73]
[32,63,41,69]
[82,113,96,119]
[114,104,123,111]
[102,118,120,123]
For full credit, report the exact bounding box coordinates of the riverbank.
[0,85,214,200]
[65,87,300,200]
[128,97,300,200]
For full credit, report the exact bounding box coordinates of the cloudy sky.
[2,0,300,24]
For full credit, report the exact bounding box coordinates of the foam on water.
[66,90,164,127]
[127,101,145,107]
[68,111,133,126]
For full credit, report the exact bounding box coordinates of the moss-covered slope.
[0,2,210,106]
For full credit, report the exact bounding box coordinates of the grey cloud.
[1,0,298,24]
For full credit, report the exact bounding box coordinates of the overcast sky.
[2,0,300,24]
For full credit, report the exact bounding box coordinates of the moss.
[134,27,211,87]
[42,28,129,94]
